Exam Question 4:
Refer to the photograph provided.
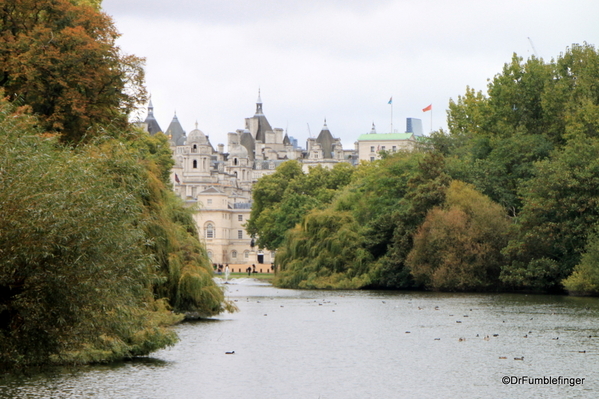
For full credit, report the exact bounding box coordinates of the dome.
[186,128,208,144]
[229,143,249,158]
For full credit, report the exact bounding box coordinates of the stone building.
[356,123,418,162]
[141,92,354,267]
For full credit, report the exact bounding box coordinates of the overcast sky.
[102,0,599,148]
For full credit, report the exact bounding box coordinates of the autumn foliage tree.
[0,0,146,143]
[407,181,511,291]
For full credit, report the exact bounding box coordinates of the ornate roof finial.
[195,120,198,129]
[255,88,264,115]
[370,122,377,134]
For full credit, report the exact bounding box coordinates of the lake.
[1,278,598,398]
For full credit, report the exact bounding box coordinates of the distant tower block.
[406,118,423,137]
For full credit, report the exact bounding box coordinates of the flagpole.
[390,97,393,133]
[430,107,433,133]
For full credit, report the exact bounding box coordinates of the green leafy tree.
[562,231,599,295]
[370,152,452,289]
[501,137,599,291]
[247,161,354,250]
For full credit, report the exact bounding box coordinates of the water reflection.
[2,279,598,398]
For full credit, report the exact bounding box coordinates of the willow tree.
[0,99,178,369]
[275,208,373,289]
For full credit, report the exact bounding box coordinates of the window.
[192,144,197,153]
[392,146,397,152]
[238,215,243,221]
[232,250,237,259]
[238,230,243,239]
[370,157,375,161]
[244,251,249,259]
[370,146,375,153]
[192,159,197,168]
[381,146,386,151]
[234,158,238,165]
[207,251,213,260]
[206,223,214,239]
[207,199,212,205]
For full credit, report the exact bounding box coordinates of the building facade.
[356,123,418,162]
[142,93,354,267]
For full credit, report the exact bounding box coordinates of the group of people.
[213,263,257,277]
[212,263,276,277]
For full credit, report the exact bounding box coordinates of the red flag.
[422,104,432,112]
[175,173,180,183]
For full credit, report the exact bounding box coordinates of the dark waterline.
[1,279,598,398]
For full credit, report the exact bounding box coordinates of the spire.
[148,96,154,117]
[255,88,263,115]
[323,118,328,130]
[142,95,162,135]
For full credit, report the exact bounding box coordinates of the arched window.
[192,144,198,153]
[244,250,250,259]
[206,223,214,239]
[232,250,237,259]
[234,158,238,166]
[193,159,198,169]
[207,251,213,260]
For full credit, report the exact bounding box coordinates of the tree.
[0,96,232,369]
[275,208,372,289]
[0,98,177,369]
[501,136,599,291]
[562,232,599,295]
[371,152,452,289]
[0,0,146,143]
[407,181,511,291]
[247,161,354,250]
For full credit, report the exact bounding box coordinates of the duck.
[514,356,524,360]
[499,356,507,359]
[225,351,235,355]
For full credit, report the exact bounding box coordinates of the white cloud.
[103,0,599,147]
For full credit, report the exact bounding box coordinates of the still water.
[2,278,599,398]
